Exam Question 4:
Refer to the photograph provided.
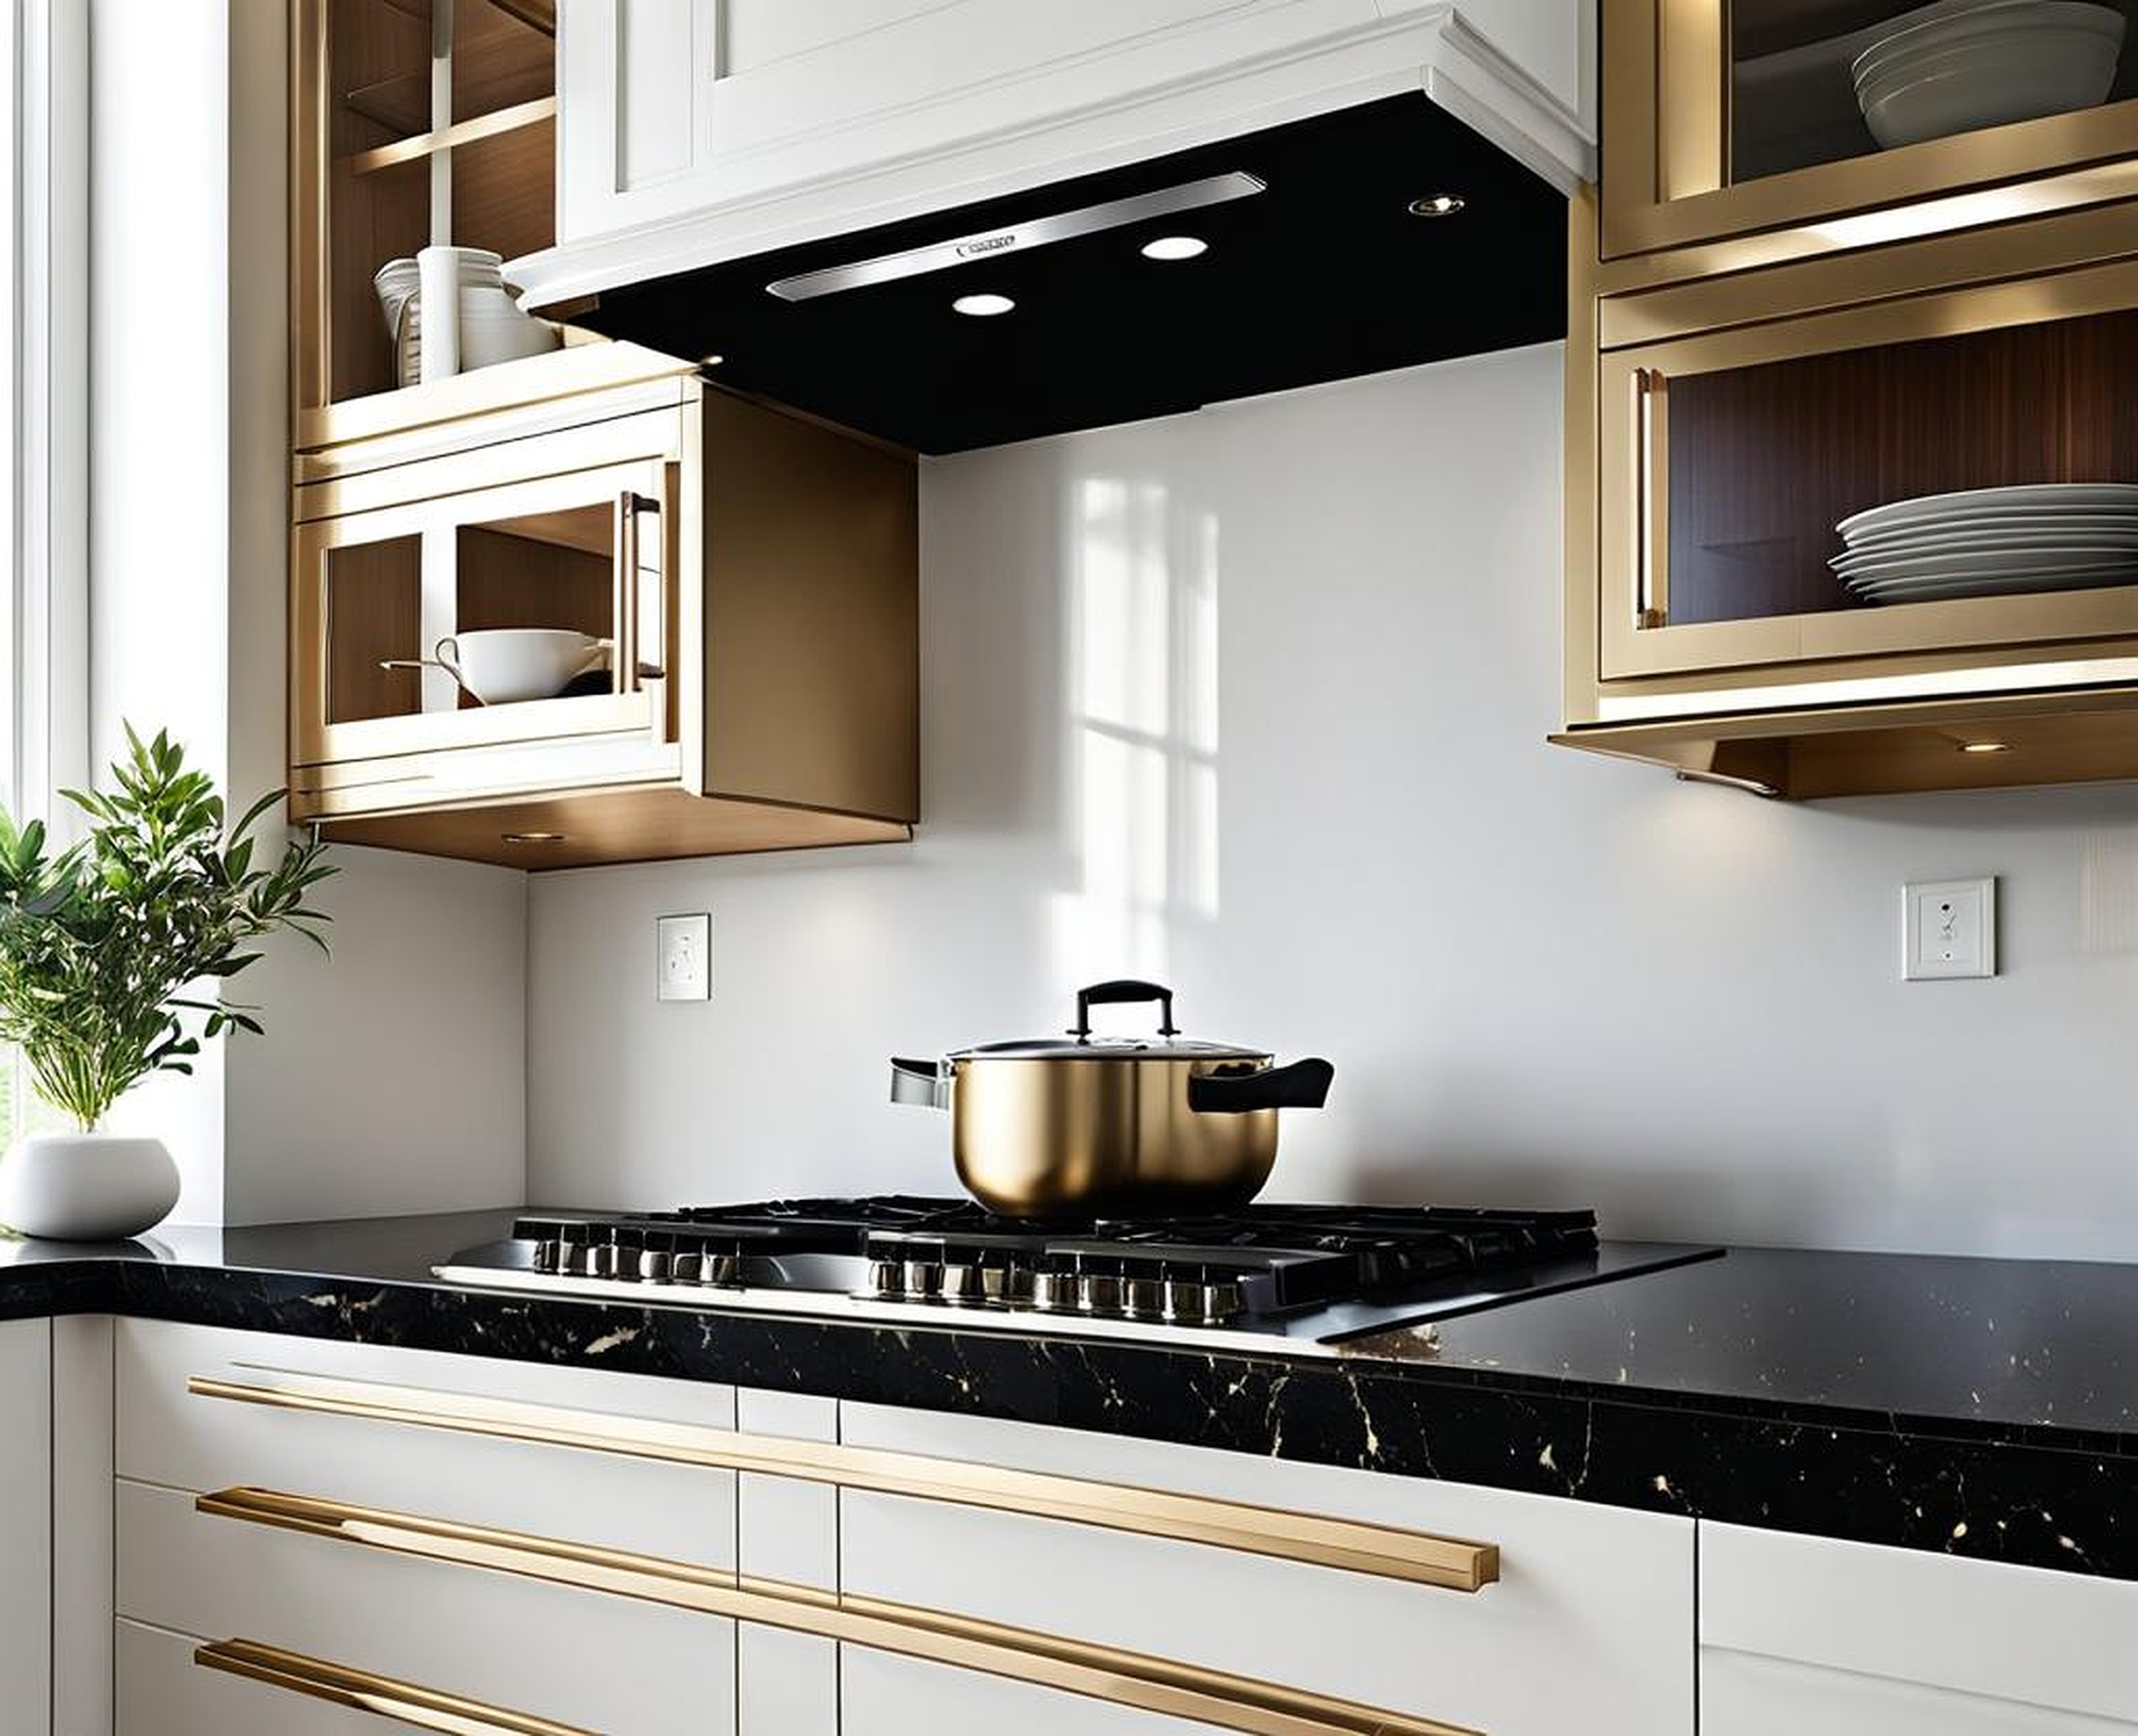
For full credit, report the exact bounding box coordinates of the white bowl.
[1860,23,2124,147]
[1858,14,2124,104]
[437,629,610,705]
[1852,0,2120,88]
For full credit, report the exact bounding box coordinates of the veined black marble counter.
[4,1212,2132,1581]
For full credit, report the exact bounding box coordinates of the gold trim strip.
[199,1488,1480,1736]
[347,98,557,177]
[186,1372,1495,1593]
[196,1639,593,1736]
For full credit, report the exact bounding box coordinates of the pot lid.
[942,981,1271,1064]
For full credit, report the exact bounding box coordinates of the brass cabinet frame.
[290,430,684,794]
[1596,252,2138,686]
[1601,0,2138,260]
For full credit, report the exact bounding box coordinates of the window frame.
[14,0,87,828]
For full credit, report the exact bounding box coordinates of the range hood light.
[1409,193,1466,217]
[502,831,566,845]
[1960,741,2013,756]
[952,293,1017,317]
[1141,235,1208,261]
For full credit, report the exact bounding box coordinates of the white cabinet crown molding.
[516,0,1593,307]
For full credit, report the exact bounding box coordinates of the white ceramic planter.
[0,1130,180,1241]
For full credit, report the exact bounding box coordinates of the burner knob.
[670,1249,705,1284]
[637,1246,672,1283]
[702,1249,741,1287]
[941,1262,982,1304]
[557,1226,597,1276]
[1032,1260,1079,1312]
[1161,1271,1207,1321]
[903,1258,943,1298]
[1123,1275,1164,1319]
[869,1258,905,1298]
[1076,1263,1124,1315]
[1199,1280,1244,1323]
[531,1240,562,1275]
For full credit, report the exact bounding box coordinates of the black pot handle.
[1070,980,1178,1038]
[1188,1058,1335,1114]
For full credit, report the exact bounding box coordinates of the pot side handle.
[889,1058,952,1110]
[1187,1058,1335,1114]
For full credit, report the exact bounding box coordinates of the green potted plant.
[0,727,334,1240]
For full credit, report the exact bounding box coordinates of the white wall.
[528,343,2138,1261]
[89,0,527,1224]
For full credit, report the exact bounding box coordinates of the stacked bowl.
[1853,0,2127,149]
[1832,483,2138,604]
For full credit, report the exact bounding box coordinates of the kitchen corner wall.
[529,341,2138,1262]
[90,0,526,1225]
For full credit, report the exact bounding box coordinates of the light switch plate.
[657,913,712,1002]
[1902,878,1995,980]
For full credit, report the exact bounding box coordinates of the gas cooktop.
[434,1197,1721,1356]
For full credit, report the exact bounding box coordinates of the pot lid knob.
[1070,980,1178,1040]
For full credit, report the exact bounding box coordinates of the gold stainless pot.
[890,981,1335,1219]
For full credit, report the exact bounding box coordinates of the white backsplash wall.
[528,342,2138,1260]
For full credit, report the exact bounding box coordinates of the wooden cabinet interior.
[1729,1,2138,187]
[308,0,557,409]
[1665,307,2138,626]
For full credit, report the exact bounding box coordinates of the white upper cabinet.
[525,0,1594,305]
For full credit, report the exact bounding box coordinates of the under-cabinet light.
[1959,741,2013,756]
[1409,194,1466,218]
[1141,235,1208,261]
[953,293,1017,317]
[502,832,566,844]
[698,352,725,367]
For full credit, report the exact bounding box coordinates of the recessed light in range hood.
[561,94,1568,454]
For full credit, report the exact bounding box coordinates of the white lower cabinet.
[118,1620,369,1736]
[840,1646,1229,1736]
[736,1389,840,1736]
[837,1402,1696,1736]
[0,1319,52,1736]
[1700,1523,2138,1734]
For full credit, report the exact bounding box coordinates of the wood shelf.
[346,96,554,176]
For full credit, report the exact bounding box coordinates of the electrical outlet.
[1902,879,1995,981]
[657,913,712,1002]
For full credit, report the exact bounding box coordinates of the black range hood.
[563,94,1568,455]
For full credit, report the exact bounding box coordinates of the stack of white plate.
[1831,483,2138,604]
[1852,0,2126,151]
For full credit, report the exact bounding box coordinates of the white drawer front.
[119,1479,734,1736]
[1703,1648,2138,1735]
[119,1319,737,1569]
[843,1645,1231,1736]
[1702,1522,2138,1725]
[120,1620,369,1736]
[839,1403,1693,1736]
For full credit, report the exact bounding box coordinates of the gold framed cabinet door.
[1601,0,2138,262]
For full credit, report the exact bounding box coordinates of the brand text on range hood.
[765,174,1268,302]
[563,95,1568,454]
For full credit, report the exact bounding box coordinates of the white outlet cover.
[657,912,713,1002]
[1902,878,1996,981]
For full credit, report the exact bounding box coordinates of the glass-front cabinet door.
[1603,0,2138,257]
[1595,253,2138,691]
[292,452,677,812]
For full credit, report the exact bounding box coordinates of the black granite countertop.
[6,1211,2133,1581]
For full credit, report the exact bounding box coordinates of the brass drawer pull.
[187,1372,1497,1593]
[194,1638,595,1734]
[199,1487,1482,1736]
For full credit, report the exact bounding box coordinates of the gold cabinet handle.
[194,1638,595,1735]
[187,1372,1497,1593]
[1634,366,1669,630]
[199,1487,1483,1736]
